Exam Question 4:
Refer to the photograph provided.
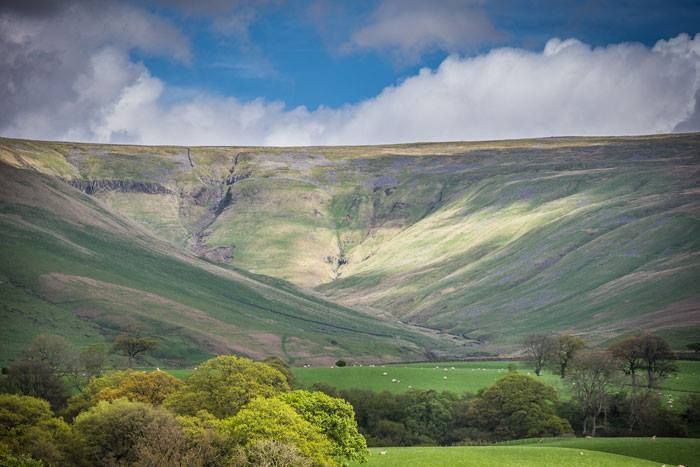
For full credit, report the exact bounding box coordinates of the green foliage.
[263,356,295,387]
[219,397,333,466]
[96,370,183,406]
[3,360,69,410]
[466,373,572,441]
[0,394,77,466]
[73,398,179,466]
[165,355,290,418]
[278,390,368,463]
[335,360,347,367]
[552,335,586,378]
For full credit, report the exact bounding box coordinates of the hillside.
[1,134,698,355]
[0,159,462,366]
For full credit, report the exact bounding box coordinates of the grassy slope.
[0,162,460,366]
[1,135,698,350]
[351,446,661,467]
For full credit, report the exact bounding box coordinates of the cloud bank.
[1,1,698,146]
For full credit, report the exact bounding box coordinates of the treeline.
[1,335,368,466]
[308,332,699,447]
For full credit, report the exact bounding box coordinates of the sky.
[1,0,699,146]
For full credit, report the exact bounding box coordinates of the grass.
[510,437,700,467]
[292,361,566,394]
[292,360,700,410]
[0,163,459,366]
[350,446,662,466]
[1,133,699,358]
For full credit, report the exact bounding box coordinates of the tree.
[97,370,183,406]
[524,334,554,376]
[568,351,617,436]
[465,373,571,441]
[610,334,677,389]
[263,356,295,387]
[112,334,158,367]
[218,397,333,466]
[73,398,180,466]
[686,342,700,354]
[552,334,585,378]
[0,394,78,466]
[3,359,69,410]
[164,355,290,418]
[80,344,107,379]
[278,390,368,463]
[23,334,76,375]
[637,334,676,389]
[609,336,644,389]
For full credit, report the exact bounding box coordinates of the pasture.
[350,446,663,467]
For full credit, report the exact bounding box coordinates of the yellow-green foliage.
[219,397,335,466]
[0,394,77,465]
[278,390,369,463]
[164,355,290,418]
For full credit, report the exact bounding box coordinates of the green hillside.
[1,134,698,355]
[0,161,460,366]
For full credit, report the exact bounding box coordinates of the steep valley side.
[1,134,698,352]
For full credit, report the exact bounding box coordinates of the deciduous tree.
[278,390,368,463]
[465,373,571,441]
[164,355,289,418]
[112,334,158,367]
[552,334,585,378]
[524,334,554,376]
[568,351,617,436]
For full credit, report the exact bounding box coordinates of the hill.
[0,160,461,366]
[1,134,698,355]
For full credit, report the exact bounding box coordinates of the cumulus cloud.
[1,18,699,146]
[0,1,190,140]
[346,0,504,64]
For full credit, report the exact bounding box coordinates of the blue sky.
[1,0,699,145]
[137,0,700,109]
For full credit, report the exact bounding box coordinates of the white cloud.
[346,0,504,64]
[2,28,700,146]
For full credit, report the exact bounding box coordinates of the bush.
[335,360,347,368]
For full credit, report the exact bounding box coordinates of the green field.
[293,361,566,394]
[509,437,700,467]
[293,360,700,400]
[350,446,663,467]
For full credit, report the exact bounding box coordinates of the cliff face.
[68,179,172,195]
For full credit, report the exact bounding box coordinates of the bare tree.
[553,334,585,378]
[568,351,618,436]
[524,334,554,376]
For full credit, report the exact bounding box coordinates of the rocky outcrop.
[68,179,172,195]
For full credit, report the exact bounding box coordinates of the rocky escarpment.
[68,179,172,195]
[188,153,251,263]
